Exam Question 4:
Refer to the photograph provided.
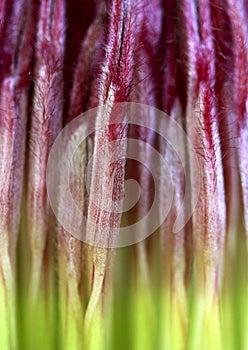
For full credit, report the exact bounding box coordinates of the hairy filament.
[84,1,138,348]
[27,0,65,301]
[226,0,248,242]
[0,0,34,347]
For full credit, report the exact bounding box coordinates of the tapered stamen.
[180,0,226,347]
[83,1,138,348]
[226,0,248,243]
[0,0,34,347]
[27,0,65,301]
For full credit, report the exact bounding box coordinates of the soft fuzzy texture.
[0,0,247,349]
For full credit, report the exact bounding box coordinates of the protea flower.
[0,0,247,350]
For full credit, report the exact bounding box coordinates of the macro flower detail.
[0,1,247,350]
